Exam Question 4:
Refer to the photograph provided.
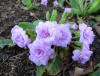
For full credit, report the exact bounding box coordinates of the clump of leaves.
[70,0,100,16]
[22,0,40,10]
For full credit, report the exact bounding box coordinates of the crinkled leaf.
[36,66,46,76]
[0,39,15,48]
[50,10,58,21]
[46,56,62,75]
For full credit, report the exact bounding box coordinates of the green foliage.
[59,12,68,24]
[58,0,65,7]
[36,66,46,76]
[19,22,35,32]
[46,56,62,75]
[50,10,58,21]
[89,70,100,76]
[22,0,35,10]
[33,20,43,26]
[68,22,75,28]
[74,41,82,47]
[70,0,85,15]
[70,0,100,16]
[46,11,50,20]
[19,22,36,41]
[0,39,15,48]
[88,0,100,14]
[73,30,80,38]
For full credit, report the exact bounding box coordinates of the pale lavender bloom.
[36,21,61,44]
[72,44,93,64]
[53,24,72,47]
[72,23,79,30]
[28,40,54,66]
[41,0,48,5]
[11,25,30,48]
[53,1,58,7]
[79,23,95,44]
[64,8,71,13]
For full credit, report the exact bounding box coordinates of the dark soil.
[0,0,100,76]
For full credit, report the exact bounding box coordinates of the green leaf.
[74,41,82,47]
[36,66,46,76]
[72,30,80,38]
[46,11,50,20]
[50,10,58,21]
[33,20,43,26]
[0,39,15,48]
[58,0,65,7]
[89,70,100,76]
[88,0,100,14]
[19,22,37,41]
[47,56,62,75]
[59,12,68,24]
[70,0,85,15]
[19,22,35,32]
[74,47,81,50]
[71,8,81,15]
[22,0,34,10]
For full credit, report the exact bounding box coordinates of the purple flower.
[72,23,79,30]
[53,24,72,47]
[72,44,93,64]
[11,25,30,48]
[79,23,95,44]
[41,0,48,5]
[64,8,71,13]
[53,1,58,7]
[36,21,61,44]
[28,40,54,66]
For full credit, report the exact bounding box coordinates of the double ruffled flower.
[11,25,30,48]
[72,43,93,64]
[28,40,54,66]
[79,23,95,45]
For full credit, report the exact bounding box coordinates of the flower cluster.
[29,21,72,66]
[72,23,95,64]
[11,22,94,65]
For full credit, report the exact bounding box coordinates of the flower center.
[41,30,50,38]
[35,49,44,57]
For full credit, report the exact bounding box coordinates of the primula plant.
[9,8,95,76]
[0,0,100,76]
